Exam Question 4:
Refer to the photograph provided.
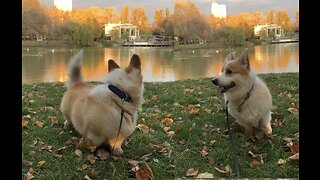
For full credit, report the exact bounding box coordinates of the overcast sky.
[38,0,299,23]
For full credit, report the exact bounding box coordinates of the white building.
[211,0,226,18]
[254,24,283,39]
[104,23,139,41]
[54,0,72,12]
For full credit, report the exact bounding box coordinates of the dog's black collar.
[108,84,132,103]
[237,83,254,112]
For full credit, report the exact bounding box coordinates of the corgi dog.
[60,49,144,155]
[212,49,272,139]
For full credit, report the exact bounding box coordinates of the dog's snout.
[212,78,218,85]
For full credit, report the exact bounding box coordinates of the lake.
[22,43,299,84]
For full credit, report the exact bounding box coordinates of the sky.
[38,0,299,23]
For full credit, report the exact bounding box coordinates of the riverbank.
[22,73,299,179]
[22,40,120,48]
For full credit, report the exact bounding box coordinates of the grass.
[22,73,299,179]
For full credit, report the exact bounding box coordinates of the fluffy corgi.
[60,49,144,155]
[212,49,272,139]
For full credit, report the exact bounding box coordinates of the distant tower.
[54,0,72,12]
[211,0,226,18]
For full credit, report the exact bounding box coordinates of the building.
[104,23,139,41]
[254,24,283,39]
[54,0,72,12]
[211,0,226,18]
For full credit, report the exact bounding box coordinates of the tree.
[131,7,149,33]
[294,11,299,32]
[275,9,291,32]
[154,9,165,29]
[120,5,130,23]
[266,9,275,24]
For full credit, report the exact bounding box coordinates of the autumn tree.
[266,9,275,24]
[275,9,292,33]
[131,7,149,33]
[294,11,299,32]
[120,5,130,23]
[153,9,165,30]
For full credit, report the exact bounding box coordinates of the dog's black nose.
[212,78,218,85]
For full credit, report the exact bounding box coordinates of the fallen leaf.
[97,149,109,160]
[37,160,46,167]
[214,166,229,174]
[214,104,223,112]
[164,150,172,158]
[184,88,194,93]
[151,144,166,153]
[22,115,30,128]
[196,172,214,178]
[35,121,44,128]
[88,146,96,152]
[81,164,89,170]
[153,158,159,163]
[189,108,200,115]
[288,153,299,161]
[84,175,92,180]
[249,159,260,168]
[287,107,299,115]
[224,165,232,174]
[140,153,153,160]
[201,147,208,157]
[163,126,171,132]
[136,161,154,180]
[166,131,175,138]
[277,159,287,165]
[26,172,35,180]
[210,140,217,145]
[22,160,33,167]
[90,168,99,177]
[204,108,212,114]
[151,95,157,101]
[161,117,174,124]
[75,149,82,157]
[188,104,195,110]
[47,115,59,124]
[87,154,96,164]
[186,168,199,177]
[289,144,299,154]
[248,151,263,158]
[137,124,150,134]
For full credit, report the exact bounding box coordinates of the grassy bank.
[22,73,299,179]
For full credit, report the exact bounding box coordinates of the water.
[22,43,299,84]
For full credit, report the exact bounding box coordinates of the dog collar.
[237,83,254,112]
[108,84,132,103]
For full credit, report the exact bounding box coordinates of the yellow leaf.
[204,108,212,114]
[161,117,174,124]
[35,121,44,128]
[37,160,46,167]
[81,164,89,170]
[277,158,286,165]
[187,104,195,110]
[186,168,199,177]
[137,124,150,134]
[87,154,96,164]
[75,149,82,157]
[196,172,214,178]
[189,108,200,115]
[287,107,299,115]
[47,115,59,124]
[22,117,29,128]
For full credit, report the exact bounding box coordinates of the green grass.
[22,73,299,179]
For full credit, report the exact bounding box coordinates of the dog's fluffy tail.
[66,49,84,88]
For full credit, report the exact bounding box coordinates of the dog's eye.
[226,69,232,75]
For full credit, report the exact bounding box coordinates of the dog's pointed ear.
[240,48,250,70]
[224,51,236,63]
[128,54,141,70]
[108,59,120,72]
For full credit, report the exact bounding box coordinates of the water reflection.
[22,43,299,84]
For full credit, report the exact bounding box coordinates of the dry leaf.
[161,117,174,124]
[90,168,99,177]
[140,153,153,160]
[22,160,33,167]
[166,131,175,138]
[287,107,299,115]
[189,108,200,115]
[128,159,139,167]
[210,140,217,145]
[26,172,35,180]
[163,126,171,132]
[288,153,299,161]
[249,159,260,168]
[151,95,157,101]
[188,104,195,110]
[37,160,46,167]
[204,108,212,114]
[186,168,199,177]
[135,161,154,180]
[201,147,208,157]
[196,172,214,178]
[214,166,229,174]
[137,124,150,134]
[277,159,287,165]
[75,149,82,157]
[81,164,89,170]
[87,154,96,164]
[153,158,159,163]
[22,115,30,128]
[290,144,299,154]
[35,121,44,128]
[97,149,109,160]
[214,104,223,111]
[84,175,92,180]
